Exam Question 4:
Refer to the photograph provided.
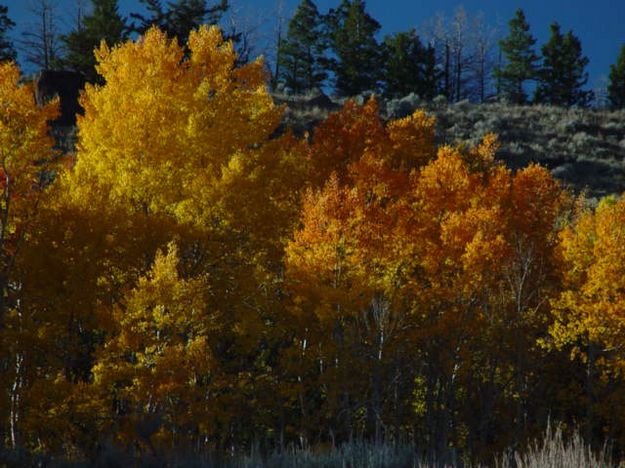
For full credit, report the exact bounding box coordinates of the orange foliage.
[4,26,625,464]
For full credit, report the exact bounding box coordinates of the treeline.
[277,1,625,107]
[1,1,625,108]
[0,0,232,82]
[2,24,625,466]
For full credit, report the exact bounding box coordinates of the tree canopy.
[382,29,437,99]
[327,0,382,96]
[3,8,625,466]
[59,0,126,82]
[608,44,625,108]
[277,0,328,93]
[534,22,592,106]
[0,3,15,62]
[494,9,539,104]
[130,0,228,44]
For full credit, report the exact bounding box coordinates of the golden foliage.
[551,196,625,370]
[3,26,625,463]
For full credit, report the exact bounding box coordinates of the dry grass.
[2,426,618,467]
[498,425,614,468]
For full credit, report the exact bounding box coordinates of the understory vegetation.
[0,426,616,467]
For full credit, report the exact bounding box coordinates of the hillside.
[276,91,625,197]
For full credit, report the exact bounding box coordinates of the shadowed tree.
[534,23,592,106]
[130,0,228,45]
[0,3,16,62]
[19,0,61,70]
[59,0,127,82]
[494,9,539,104]
[608,44,625,109]
[327,0,382,96]
[277,0,328,93]
[0,61,59,449]
[382,28,437,99]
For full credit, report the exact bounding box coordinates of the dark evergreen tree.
[327,0,382,96]
[130,0,228,45]
[382,29,437,99]
[534,23,592,106]
[494,9,539,104]
[608,44,625,109]
[59,0,126,82]
[277,0,328,93]
[0,3,15,62]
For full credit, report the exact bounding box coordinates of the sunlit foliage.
[1,25,624,465]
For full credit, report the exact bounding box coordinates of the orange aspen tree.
[286,98,566,459]
[285,98,438,445]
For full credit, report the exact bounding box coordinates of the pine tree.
[277,0,327,93]
[327,0,382,96]
[0,3,15,62]
[59,0,126,82]
[130,0,228,45]
[534,23,592,106]
[608,44,625,109]
[494,9,539,104]
[382,29,437,99]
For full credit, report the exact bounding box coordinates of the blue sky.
[4,0,624,91]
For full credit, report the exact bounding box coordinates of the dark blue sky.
[4,0,624,91]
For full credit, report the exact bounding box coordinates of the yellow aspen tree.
[549,196,625,445]
[62,25,308,335]
[67,25,304,242]
[92,243,214,453]
[551,197,625,365]
[0,62,59,451]
[28,25,308,454]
